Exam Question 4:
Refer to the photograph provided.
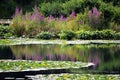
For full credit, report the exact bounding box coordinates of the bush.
[100,3,120,26]
[39,2,62,17]
[0,25,13,39]
[76,30,116,40]
[10,6,46,37]
[59,30,75,40]
[90,31,104,39]
[101,30,116,39]
[102,0,120,6]
[76,31,91,40]
[115,32,120,40]
[88,7,105,30]
[36,32,53,39]
[61,0,85,16]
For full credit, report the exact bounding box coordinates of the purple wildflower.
[32,5,44,21]
[88,7,102,29]
[15,7,19,15]
[93,7,100,17]
[88,7,101,19]
[49,15,54,21]
[14,7,22,17]
[30,13,35,20]
[59,15,66,21]
[70,10,76,18]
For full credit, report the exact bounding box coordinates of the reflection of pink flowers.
[46,54,54,60]
[70,57,75,61]
[30,55,42,61]
[88,56,100,68]
[58,54,66,61]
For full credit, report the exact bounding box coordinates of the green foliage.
[10,6,48,37]
[84,0,102,9]
[4,0,120,39]
[115,32,120,40]
[102,0,120,6]
[59,30,75,40]
[101,29,116,39]
[0,25,13,39]
[39,2,62,17]
[90,31,104,39]
[36,31,53,40]
[76,31,92,40]
[61,0,85,16]
[76,30,116,40]
[100,2,120,26]
[10,15,25,37]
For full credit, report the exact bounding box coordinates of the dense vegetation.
[34,74,120,80]
[0,60,87,71]
[0,0,120,39]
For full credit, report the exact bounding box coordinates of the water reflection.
[0,44,120,73]
[0,46,14,59]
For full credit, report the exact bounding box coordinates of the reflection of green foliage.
[98,58,120,71]
[0,39,15,45]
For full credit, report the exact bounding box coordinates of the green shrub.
[101,30,116,39]
[100,3,120,26]
[102,0,120,6]
[76,30,116,40]
[76,31,91,40]
[61,0,85,16]
[39,2,62,17]
[59,30,75,40]
[10,14,26,37]
[10,7,47,37]
[115,32,120,40]
[36,32,53,40]
[90,31,104,39]
[0,25,13,39]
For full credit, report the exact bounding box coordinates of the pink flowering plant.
[10,6,47,37]
[88,7,103,30]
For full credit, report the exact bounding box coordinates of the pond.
[0,44,120,74]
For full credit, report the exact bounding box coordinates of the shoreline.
[1,39,120,45]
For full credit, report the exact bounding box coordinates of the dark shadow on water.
[0,46,15,59]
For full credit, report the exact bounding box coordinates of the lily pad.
[0,60,93,72]
[32,74,120,80]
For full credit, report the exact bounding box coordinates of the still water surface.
[0,44,120,73]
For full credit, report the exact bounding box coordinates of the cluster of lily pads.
[33,74,120,80]
[0,60,87,72]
